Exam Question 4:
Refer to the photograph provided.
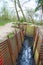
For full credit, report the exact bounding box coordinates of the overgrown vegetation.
[0,0,43,26]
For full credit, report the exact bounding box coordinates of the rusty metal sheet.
[0,39,13,65]
[34,27,43,65]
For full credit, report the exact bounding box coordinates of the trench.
[16,36,36,65]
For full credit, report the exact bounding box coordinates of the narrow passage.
[17,36,36,65]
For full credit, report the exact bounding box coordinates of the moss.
[8,32,14,38]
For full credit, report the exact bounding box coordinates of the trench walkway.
[16,36,36,65]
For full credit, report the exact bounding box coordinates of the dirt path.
[0,22,15,40]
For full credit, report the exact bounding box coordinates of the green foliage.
[36,0,43,4]
[20,17,24,22]
[35,5,41,11]
[1,6,9,20]
[35,22,43,25]
[0,19,12,26]
[0,17,18,26]
[35,0,43,12]
[0,5,18,26]
[8,32,14,38]
[26,9,35,23]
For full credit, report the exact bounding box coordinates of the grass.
[0,19,12,26]
[0,19,43,26]
[0,18,18,26]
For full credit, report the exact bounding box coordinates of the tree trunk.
[14,0,20,21]
[42,5,43,23]
[17,0,27,22]
[29,15,35,23]
[40,5,43,24]
[42,5,43,13]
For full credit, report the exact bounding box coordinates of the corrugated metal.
[34,27,43,65]
[39,60,42,65]
[0,39,13,65]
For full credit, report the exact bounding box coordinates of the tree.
[17,0,27,22]
[14,0,20,21]
[35,0,43,23]
[35,0,43,13]
[26,9,35,23]
[2,6,9,20]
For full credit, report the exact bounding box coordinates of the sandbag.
[26,24,35,36]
